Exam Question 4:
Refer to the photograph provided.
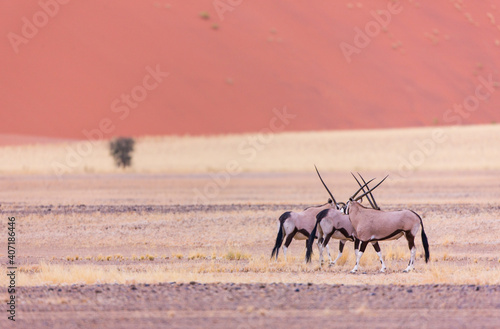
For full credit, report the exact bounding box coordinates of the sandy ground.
[1,283,499,329]
[0,171,499,327]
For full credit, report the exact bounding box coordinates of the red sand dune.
[1,0,499,144]
[0,134,71,147]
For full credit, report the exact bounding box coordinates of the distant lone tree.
[109,137,135,168]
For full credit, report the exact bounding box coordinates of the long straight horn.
[350,177,376,200]
[351,172,375,209]
[354,175,389,201]
[357,172,379,209]
[314,165,337,206]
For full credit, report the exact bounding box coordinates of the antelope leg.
[331,240,345,266]
[372,242,386,272]
[351,241,368,273]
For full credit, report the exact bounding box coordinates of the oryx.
[346,176,430,273]
[270,200,334,262]
[270,166,343,262]
[305,173,385,270]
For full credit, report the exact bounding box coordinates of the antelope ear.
[359,197,363,203]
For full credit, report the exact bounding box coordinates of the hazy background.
[1,0,499,145]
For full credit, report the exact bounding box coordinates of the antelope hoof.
[329,262,336,267]
[403,267,413,273]
[350,268,358,274]
[380,267,386,273]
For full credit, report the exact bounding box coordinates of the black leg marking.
[354,238,360,250]
[406,231,416,266]
[372,242,381,253]
[284,228,297,248]
[359,241,369,253]
[322,228,335,248]
[406,231,415,250]
[339,240,345,253]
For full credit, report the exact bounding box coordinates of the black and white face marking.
[343,201,351,215]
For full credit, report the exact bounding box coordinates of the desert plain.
[0,125,499,328]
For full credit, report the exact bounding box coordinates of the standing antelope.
[305,173,385,269]
[270,200,334,262]
[346,177,430,273]
[270,166,343,262]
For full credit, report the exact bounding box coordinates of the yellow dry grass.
[4,194,499,287]
[15,253,500,286]
[0,125,499,287]
[0,124,499,174]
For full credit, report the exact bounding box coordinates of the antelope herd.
[271,167,430,273]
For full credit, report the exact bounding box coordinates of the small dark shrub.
[110,137,135,168]
[199,11,210,20]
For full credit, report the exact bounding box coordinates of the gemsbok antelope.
[305,173,385,269]
[346,177,430,273]
[270,166,343,262]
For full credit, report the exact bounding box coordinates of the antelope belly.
[294,232,308,240]
[382,232,405,241]
[332,231,349,240]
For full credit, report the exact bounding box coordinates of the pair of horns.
[351,172,379,209]
[350,175,388,202]
[315,165,388,207]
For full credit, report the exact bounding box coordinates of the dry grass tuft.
[16,256,500,286]
[383,245,408,261]
[224,250,251,261]
[188,251,207,260]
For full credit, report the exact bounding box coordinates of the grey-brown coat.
[271,201,334,262]
[346,200,430,272]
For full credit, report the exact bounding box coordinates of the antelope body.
[346,198,430,273]
[270,201,335,261]
[306,207,385,269]
[305,172,385,268]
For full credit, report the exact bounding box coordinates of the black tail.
[411,210,430,263]
[271,212,290,260]
[306,208,329,263]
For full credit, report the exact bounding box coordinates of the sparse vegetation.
[188,251,207,260]
[109,137,135,168]
[2,125,500,174]
[224,250,251,261]
[4,129,500,287]
[199,11,210,20]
